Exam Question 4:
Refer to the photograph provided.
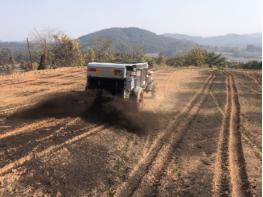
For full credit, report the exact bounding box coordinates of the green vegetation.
[184,48,207,66]
[51,34,85,67]
[84,48,96,64]
[166,47,227,68]
[228,61,262,70]
[0,34,86,71]
[0,48,16,73]
[206,52,226,68]
[236,61,262,69]
[156,53,165,65]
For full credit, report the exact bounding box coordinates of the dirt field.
[0,67,261,196]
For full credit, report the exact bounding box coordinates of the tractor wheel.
[129,90,144,111]
[137,90,144,110]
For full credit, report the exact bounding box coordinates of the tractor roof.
[88,62,148,69]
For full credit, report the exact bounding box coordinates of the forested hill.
[78,27,196,55]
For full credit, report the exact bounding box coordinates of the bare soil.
[0,67,261,196]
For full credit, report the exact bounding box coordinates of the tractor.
[86,62,155,109]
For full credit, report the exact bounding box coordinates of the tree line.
[0,32,261,73]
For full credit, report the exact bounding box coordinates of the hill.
[162,33,262,47]
[78,27,196,55]
[163,33,262,61]
[0,41,27,51]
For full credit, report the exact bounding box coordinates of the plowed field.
[0,67,261,196]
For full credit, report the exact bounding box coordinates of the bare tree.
[30,28,63,69]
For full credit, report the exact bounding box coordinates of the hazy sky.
[0,0,262,41]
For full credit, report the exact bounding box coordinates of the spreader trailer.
[86,62,155,109]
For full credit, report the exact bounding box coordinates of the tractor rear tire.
[137,91,144,110]
[130,89,144,111]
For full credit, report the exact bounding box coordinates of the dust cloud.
[10,90,161,134]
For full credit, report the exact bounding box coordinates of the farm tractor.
[86,62,156,109]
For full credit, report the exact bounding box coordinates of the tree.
[8,56,15,68]
[185,48,207,66]
[240,61,262,69]
[166,56,185,67]
[0,48,16,73]
[144,56,156,67]
[0,48,12,65]
[31,29,60,69]
[106,45,145,63]
[85,48,96,64]
[51,34,85,67]
[214,56,226,67]
[156,53,165,64]
[206,52,225,67]
[38,53,49,69]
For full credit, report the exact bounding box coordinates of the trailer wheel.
[137,91,144,110]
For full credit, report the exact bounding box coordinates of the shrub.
[51,34,85,67]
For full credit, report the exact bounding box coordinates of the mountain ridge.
[162,32,262,47]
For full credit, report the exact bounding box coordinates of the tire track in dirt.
[0,103,37,116]
[0,89,84,118]
[0,80,35,87]
[0,118,76,169]
[154,70,176,99]
[248,73,261,88]
[132,72,216,197]
[232,71,261,154]
[213,74,231,196]
[213,72,251,197]
[125,70,177,170]
[228,73,251,197]
[0,120,107,175]
[0,88,85,118]
[0,119,61,139]
[240,128,261,158]
[209,90,225,116]
[34,118,79,143]
[232,71,261,92]
[153,71,225,196]
[164,72,175,97]
[115,71,215,197]
[0,90,79,117]
[237,71,261,89]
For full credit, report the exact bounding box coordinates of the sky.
[0,0,262,41]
